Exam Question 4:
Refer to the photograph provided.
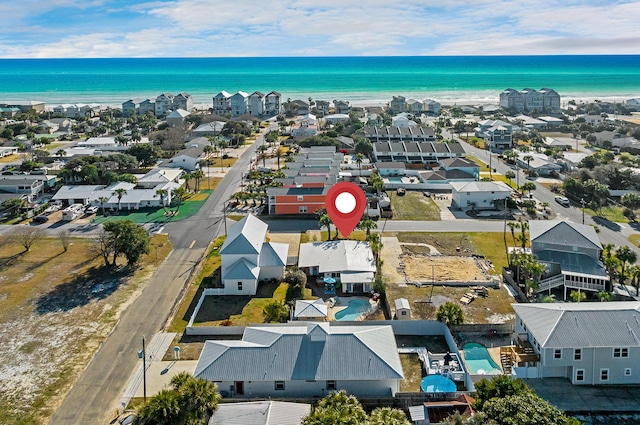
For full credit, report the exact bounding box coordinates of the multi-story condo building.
[248,91,265,116]
[389,96,407,114]
[230,92,249,116]
[213,91,231,115]
[265,91,282,116]
[155,92,174,117]
[173,92,193,112]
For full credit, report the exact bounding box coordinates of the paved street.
[49,132,264,424]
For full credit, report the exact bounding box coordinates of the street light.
[581,198,586,224]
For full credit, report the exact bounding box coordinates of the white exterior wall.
[168,155,198,171]
[258,265,285,281]
[452,190,509,209]
[248,96,265,116]
[222,278,258,296]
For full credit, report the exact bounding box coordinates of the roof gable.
[220,215,268,255]
[530,220,601,250]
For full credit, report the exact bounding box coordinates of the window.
[574,349,582,361]
[274,381,285,390]
[401,311,407,316]
[326,380,336,390]
[299,206,307,213]
[600,369,609,381]
[614,348,629,358]
[554,349,562,359]
[575,369,584,382]
[625,368,632,376]
[237,282,243,291]
[297,195,304,201]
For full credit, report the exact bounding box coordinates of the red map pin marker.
[325,182,367,238]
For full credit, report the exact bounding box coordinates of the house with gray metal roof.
[220,215,288,295]
[530,220,609,299]
[512,302,640,385]
[209,400,310,425]
[298,241,376,293]
[194,322,403,398]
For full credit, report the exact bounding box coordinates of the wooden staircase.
[500,347,513,375]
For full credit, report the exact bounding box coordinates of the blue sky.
[1,0,639,57]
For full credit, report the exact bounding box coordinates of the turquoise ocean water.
[0,56,639,106]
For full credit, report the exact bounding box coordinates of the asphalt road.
[49,133,263,424]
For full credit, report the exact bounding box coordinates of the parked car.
[85,206,98,214]
[423,191,431,197]
[554,196,570,207]
[32,215,49,224]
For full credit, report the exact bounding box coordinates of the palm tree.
[55,149,66,158]
[97,196,109,215]
[172,187,188,215]
[319,213,334,241]
[133,389,182,425]
[114,188,127,212]
[156,189,168,212]
[355,152,365,176]
[183,172,192,192]
[505,170,516,187]
[521,181,536,196]
[507,221,520,247]
[436,301,464,326]
[522,155,533,171]
[629,264,640,296]
[369,407,411,425]
[170,372,220,424]
[598,290,613,302]
[192,170,205,192]
[357,218,377,240]
[275,146,286,171]
[616,245,637,286]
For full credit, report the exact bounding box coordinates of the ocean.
[0,56,639,107]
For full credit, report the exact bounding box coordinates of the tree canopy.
[100,220,150,266]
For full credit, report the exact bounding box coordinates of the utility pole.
[140,336,147,403]
[581,198,586,224]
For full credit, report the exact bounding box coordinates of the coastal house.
[538,116,564,128]
[265,91,282,115]
[450,181,512,210]
[136,167,183,189]
[389,96,407,114]
[172,92,193,112]
[294,299,328,321]
[511,302,640,385]
[210,401,310,425]
[592,131,639,150]
[499,89,524,113]
[194,322,403,398]
[530,220,609,299]
[478,119,513,151]
[500,88,561,114]
[407,99,423,113]
[139,98,156,116]
[522,88,543,113]
[219,214,288,296]
[155,92,174,117]
[371,139,465,164]
[230,91,249,116]
[213,91,231,115]
[248,91,265,116]
[298,240,376,294]
[392,114,418,128]
[166,109,190,128]
[122,98,142,116]
[334,100,350,114]
[315,100,330,116]
[439,157,480,180]
[324,113,350,125]
[423,99,441,115]
[0,173,56,202]
[540,88,561,113]
[37,120,59,134]
[515,152,562,176]
[191,121,225,137]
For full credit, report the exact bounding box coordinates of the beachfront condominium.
[213,91,231,115]
[499,88,561,114]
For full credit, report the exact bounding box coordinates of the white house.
[248,91,265,116]
[230,91,249,116]
[162,146,204,171]
[323,113,350,124]
[173,92,193,112]
[77,137,117,149]
[392,114,418,128]
[0,174,55,202]
[155,93,174,117]
[512,302,640,385]
[209,401,310,425]
[194,322,404,398]
[294,299,328,321]
[212,91,231,115]
[265,91,282,115]
[450,181,512,210]
[136,167,183,189]
[394,298,411,320]
[219,215,288,295]
[298,241,376,293]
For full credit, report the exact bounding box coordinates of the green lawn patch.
[400,354,423,392]
[628,234,640,248]
[464,154,487,168]
[585,205,628,223]
[391,191,441,221]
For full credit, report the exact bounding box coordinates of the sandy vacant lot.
[402,255,487,282]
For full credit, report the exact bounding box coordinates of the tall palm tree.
[133,389,181,425]
[357,218,377,240]
[522,155,533,170]
[505,170,516,187]
[629,264,640,296]
[114,188,127,212]
[275,146,286,171]
[192,170,205,192]
[183,172,192,192]
[156,189,168,212]
[355,153,365,176]
[616,245,637,286]
[97,196,109,216]
[318,213,334,241]
[172,187,188,215]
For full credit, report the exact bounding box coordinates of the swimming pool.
[463,342,502,375]
[334,299,370,321]
[386,177,404,183]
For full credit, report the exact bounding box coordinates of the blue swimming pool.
[386,177,404,183]
[334,299,370,321]
[463,342,502,375]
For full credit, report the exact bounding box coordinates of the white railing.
[536,275,564,292]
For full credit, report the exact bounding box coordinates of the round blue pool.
[463,342,502,375]
[420,374,457,393]
[334,299,370,321]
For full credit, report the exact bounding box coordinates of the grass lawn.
[208,157,238,169]
[464,154,487,168]
[585,205,628,223]
[92,189,216,224]
[391,191,441,221]
[628,234,640,248]
[399,354,423,392]
[0,234,171,425]
[491,174,518,190]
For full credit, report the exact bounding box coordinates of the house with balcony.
[265,91,282,116]
[499,88,524,113]
[478,119,513,151]
[389,96,406,114]
[530,220,609,299]
[511,302,640,384]
[172,92,193,112]
[230,91,249,116]
[423,99,441,115]
[122,99,142,116]
[315,100,330,116]
[439,157,480,180]
[166,109,190,128]
[248,91,265,116]
[522,88,543,113]
[0,174,55,202]
[213,91,231,115]
[540,88,561,113]
[219,214,288,295]
[139,98,156,115]
[155,92,174,117]
[334,100,350,114]
[407,99,423,113]
[161,146,204,171]
[194,322,403,398]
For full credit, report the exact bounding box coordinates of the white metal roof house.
[220,215,288,295]
[162,146,204,171]
[294,299,328,321]
[194,322,403,398]
[512,302,640,385]
[298,241,376,293]
[136,167,183,189]
[209,401,310,425]
[166,109,190,128]
[450,181,512,210]
[530,220,609,299]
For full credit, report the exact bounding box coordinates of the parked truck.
[62,203,84,221]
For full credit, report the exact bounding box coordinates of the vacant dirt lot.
[403,255,487,282]
[0,234,170,425]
